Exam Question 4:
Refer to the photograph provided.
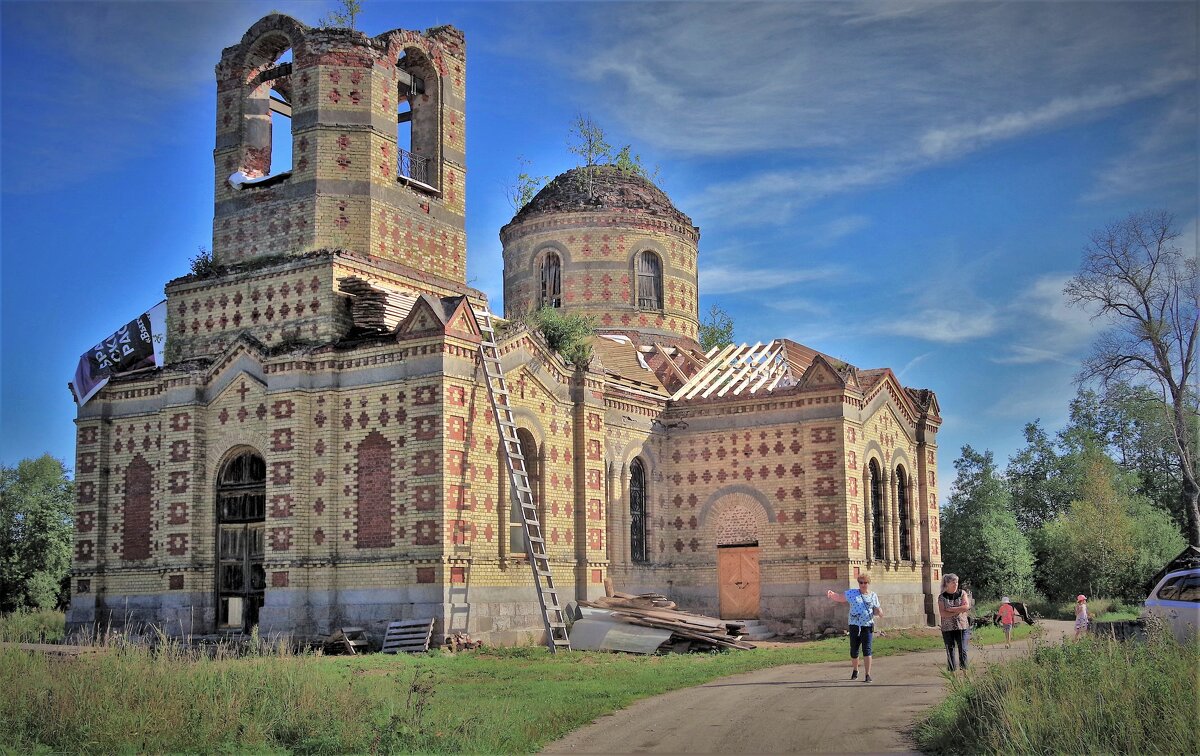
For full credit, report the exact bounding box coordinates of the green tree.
[1065,210,1199,544]
[0,455,74,612]
[698,304,735,353]
[1063,382,1194,532]
[506,156,550,213]
[1005,421,1074,531]
[1032,453,1185,600]
[941,446,1036,599]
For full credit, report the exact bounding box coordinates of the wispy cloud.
[546,2,1196,227]
[873,308,1000,344]
[1085,96,1200,202]
[990,274,1103,365]
[700,265,841,295]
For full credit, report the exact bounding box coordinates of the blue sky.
[2,1,1197,497]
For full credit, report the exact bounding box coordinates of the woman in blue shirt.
[826,573,884,682]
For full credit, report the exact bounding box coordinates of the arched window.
[541,252,562,308]
[636,251,663,310]
[396,48,438,189]
[630,458,647,563]
[266,49,293,177]
[238,40,293,181]
[897,467,911,561]
[869,460,884,561]
[216,450,266,632]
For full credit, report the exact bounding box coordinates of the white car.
[1143,567,1200,644]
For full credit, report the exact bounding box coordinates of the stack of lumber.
[574,591,755,653]
[338,276,418,332]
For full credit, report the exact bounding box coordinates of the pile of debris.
[338,276,418,332]
[569,591,756,653]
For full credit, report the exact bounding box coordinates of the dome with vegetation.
[506,165,693,229]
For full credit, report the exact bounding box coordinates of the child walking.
[997,596,1016,648]
[1074,594,1089,640]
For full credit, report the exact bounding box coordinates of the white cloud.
[873,308,1000,344]
[700,264,841,295]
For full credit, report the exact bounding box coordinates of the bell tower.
[211,15,467,283]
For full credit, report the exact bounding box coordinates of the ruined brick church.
[67,14,943,643]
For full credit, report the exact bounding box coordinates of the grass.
[916,620,1198,755]
[0,619,1028,754]
[0,608,65,643]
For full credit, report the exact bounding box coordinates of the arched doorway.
[216,450,266,632]
[713,496,763,619]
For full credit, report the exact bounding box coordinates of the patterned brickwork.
[211,17,467,280]
[502,216,700,345]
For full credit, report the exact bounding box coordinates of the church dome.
[506,165,694,231]
[500,165,701,349]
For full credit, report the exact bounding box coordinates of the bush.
[0,609,65,643]
[917,624,1198,754]
[526,306,595,367]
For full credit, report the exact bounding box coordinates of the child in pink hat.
[1074,595,1089,640]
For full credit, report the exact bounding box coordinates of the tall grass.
[916,622,1199,755]
[0,624,1027,753]
[0,608,65,643]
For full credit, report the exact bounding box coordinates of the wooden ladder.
[474,309,571,653]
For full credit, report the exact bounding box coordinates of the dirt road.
[542,620,1072,754]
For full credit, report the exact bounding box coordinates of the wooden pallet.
[381,618,435,654]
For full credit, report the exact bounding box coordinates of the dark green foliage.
[0,456,74,612]
[188,246,221,278]
[698,304,734,352]
[941,446,1036,599]
[527,306,595,368]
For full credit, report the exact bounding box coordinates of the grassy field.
[916,622,1198,755]
[0,621,1027,754]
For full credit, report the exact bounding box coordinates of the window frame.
[629,458,648,563]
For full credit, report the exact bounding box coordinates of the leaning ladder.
[474,309,571,652]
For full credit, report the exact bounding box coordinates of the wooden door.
[717,546,760,619]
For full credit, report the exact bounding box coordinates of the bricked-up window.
[636,252,663,310]
[216,451,266,632]
[510,429,539,555]
[357,432,395,548]
[541,253,562,308]
[122,456,154,561]
[869,460,884,561]
[630,458,647,563]
[897,467,911,561]
[397,48,438,190]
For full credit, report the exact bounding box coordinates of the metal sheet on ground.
[569,617,672,653]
